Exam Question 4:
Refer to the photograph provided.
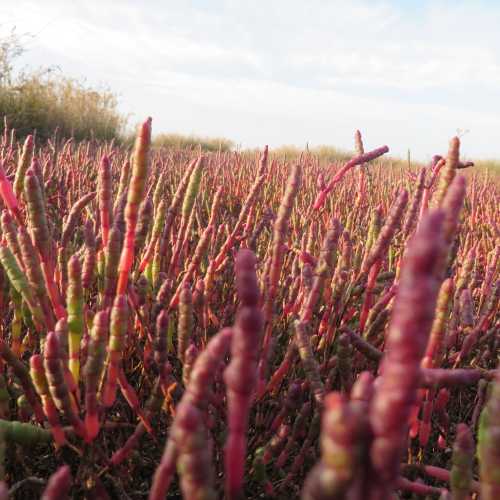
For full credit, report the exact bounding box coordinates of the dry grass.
[153,132,234,152]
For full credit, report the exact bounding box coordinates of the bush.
[0,69,126,142]
[153,132,233,152]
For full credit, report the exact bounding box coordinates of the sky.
[1,0,499,160]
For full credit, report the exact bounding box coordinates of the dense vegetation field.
[0,119,498,499]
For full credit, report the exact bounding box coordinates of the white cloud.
[1,0,499,159]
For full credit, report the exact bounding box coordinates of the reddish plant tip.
[449,136,460,153]
[141,117,153,141]
[68,254,80,272]
[260,145,268,165]
[30,354,43,371]
[404,210,445,277]
[174,400,200,432]
[41,465,72,500]
[324,392,347,410]
[235,249,260,307]
[184,343,198,358]
[351,371,375,402]
[85,414,99,441]
[44,331,61,358]
[455,423,474,450]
